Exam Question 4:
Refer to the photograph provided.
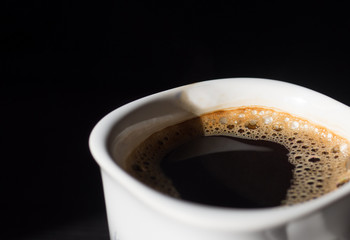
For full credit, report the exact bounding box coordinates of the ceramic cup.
[89,78,350,240]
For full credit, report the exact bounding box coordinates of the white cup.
[89,78,350,240]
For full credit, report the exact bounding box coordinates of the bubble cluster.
[124,106,350,206]
[123,118,203,198]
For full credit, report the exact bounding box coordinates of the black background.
[2,1,350,239]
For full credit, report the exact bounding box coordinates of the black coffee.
[161,136,293,208]
[123,107,350,208]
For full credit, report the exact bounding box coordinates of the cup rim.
[89,77,350,231]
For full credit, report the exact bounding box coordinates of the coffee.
[123,107,350,208]
[161,136,293,208]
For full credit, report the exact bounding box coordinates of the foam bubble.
[219,117,228,124]
[290,121,299,129]
[340,143,348,153]
[263,116,273,124]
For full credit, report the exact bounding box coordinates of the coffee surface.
[123,107,350,207]
[161,136,293,208]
